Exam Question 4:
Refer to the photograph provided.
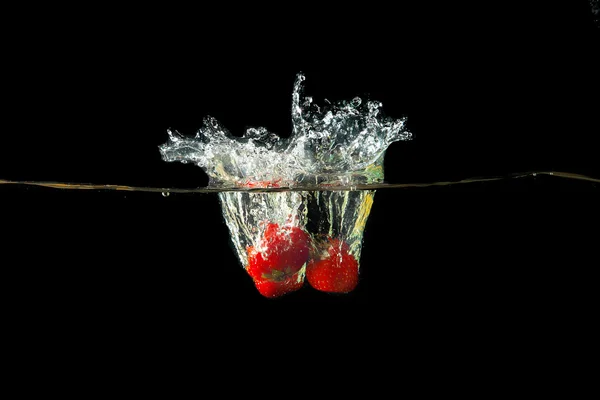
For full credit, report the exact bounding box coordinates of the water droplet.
[533,173,537,177]
[167,128,183,142]
[162,191,170,197]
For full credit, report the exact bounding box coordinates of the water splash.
[159,72,411,188]
[156,72,415,297]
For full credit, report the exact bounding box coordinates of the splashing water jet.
[159,73,411,298]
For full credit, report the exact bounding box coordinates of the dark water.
[4,174,598,310]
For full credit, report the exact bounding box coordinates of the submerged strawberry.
[246,223,310,298]
[306,237,359,293]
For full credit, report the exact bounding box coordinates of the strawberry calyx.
[261,266,298,282]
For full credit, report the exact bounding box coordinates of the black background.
[2,2,599,366]
[3,1,598,186]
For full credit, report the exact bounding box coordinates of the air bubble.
[162,191,170,197]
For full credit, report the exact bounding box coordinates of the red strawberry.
[306,237,359,293]
[246,223,310,298]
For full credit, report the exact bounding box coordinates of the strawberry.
[306,237,359,293]
[246,223,310,298]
